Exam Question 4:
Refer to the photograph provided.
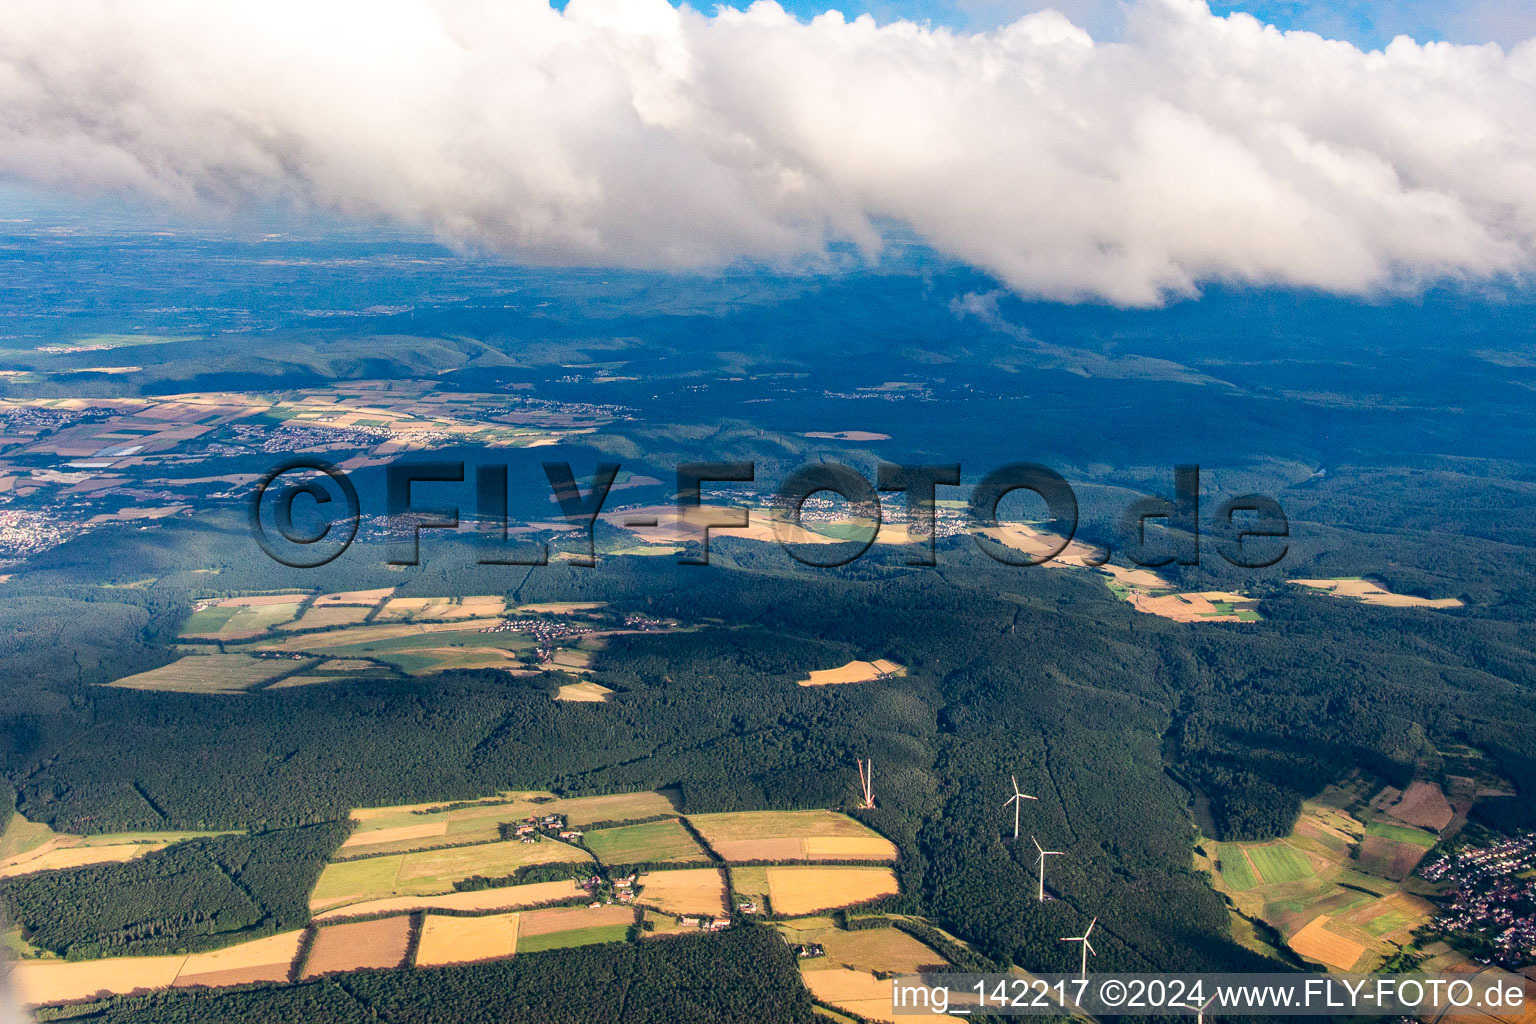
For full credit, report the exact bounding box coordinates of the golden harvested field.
[555,680,612,702]
[1288,915,1367,970]
[301,916,413,977]
[15,955,185,1006]
[1289,578,1463,609]
[340,820,448,850]
[415,912,520,967]
[106,654,313,693]
[521,905,633,937]
[798,659,905,686]
[378,596,505,620]
[767,866,899,915]
[314,588,394,606]
[688,810,897,862]
[801,967,952,1022]
[174,930,303,988]
[279,605,371,631]
[311,839,591,910]
[315,879,585,921]
[0,841,164,878]
[635,868,730,917]
[1126,590,1259,623]
[820,927,950,973]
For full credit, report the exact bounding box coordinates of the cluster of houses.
[1420,831,1536,967]
[580,872,640,906]
[790,942,826,959]
[479,617,595,644]
[678,914,732,931]
[621,613,670,630]
[510,812,584,844]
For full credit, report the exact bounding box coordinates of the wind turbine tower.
[1194,992,1217,1024]
[1003,775,1037,840]
[856,759,875,810]
[1061,916,1097,981]
[1031,835,1062,901]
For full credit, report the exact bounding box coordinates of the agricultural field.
[730,866,772,910]
[1288,577,1464,609]
[314,879,586,922]
[1199,786,1445,972]
[1246,842,1315,884]
[313,588,394,607]
[311,878,580,927]
[105,653,316,693]
[180,595,304,639]
[1378,781,1455,830]
[555,680,613,702]
[250,621,531,675]
[340,789,679,855]
[415,911,520,967]
[301,916,413,977]
[377,595,506,621]
[278,605,371,631]
[516,905,634,952]
[815,925,949,974]
[798,659,905,686]
[687,809,897,862]
[310,838,591,910]
[800,967,952,1023]
[0,810,233,879]
[765,866,900,916]
[635,868,730,917]
[1216,844,1257,891]
[582,819,708,865]
[12,930,303,1005]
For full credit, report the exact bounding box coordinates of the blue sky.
[699,0,1536,47]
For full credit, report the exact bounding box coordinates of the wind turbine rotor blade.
[1085,917,1097,937]
[1085,939,1096,955]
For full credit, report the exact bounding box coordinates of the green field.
[1218,845,1257,891]
[1245,843,1314,884]
[0,809,55,861]
[263,626,532,675]
[582,819,707,865]
[1365,822,1439,848]
[1362,910,1410,936]
[106,654,316,693]
[516,923,632,953]
[181,606,237,633]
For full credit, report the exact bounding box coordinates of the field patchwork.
[311,838,591,910]
[314,879,586,922]
[516,905,633,952]
[687,810,897,862]
[106,653,316,693]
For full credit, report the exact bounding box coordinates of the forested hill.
[2,522,1534,978]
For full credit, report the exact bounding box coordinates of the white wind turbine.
[1002,775,1037,840]
[1031,835,1062,902]
[1193,992,1217,1024]
[1061,916,1097,981]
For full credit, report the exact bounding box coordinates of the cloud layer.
[2,0,1535,304]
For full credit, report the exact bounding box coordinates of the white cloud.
[1,0,1534,305]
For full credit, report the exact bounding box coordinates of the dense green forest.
[35,926,817,1024]
[2,511,1533,980]
[0,823,348,958]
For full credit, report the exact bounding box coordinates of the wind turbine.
[1061,916,1097,981]
[856,759,875,810]
[1002,776,1037,840]
[1193,992,1217,1024]
[1031,835,1062,902]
